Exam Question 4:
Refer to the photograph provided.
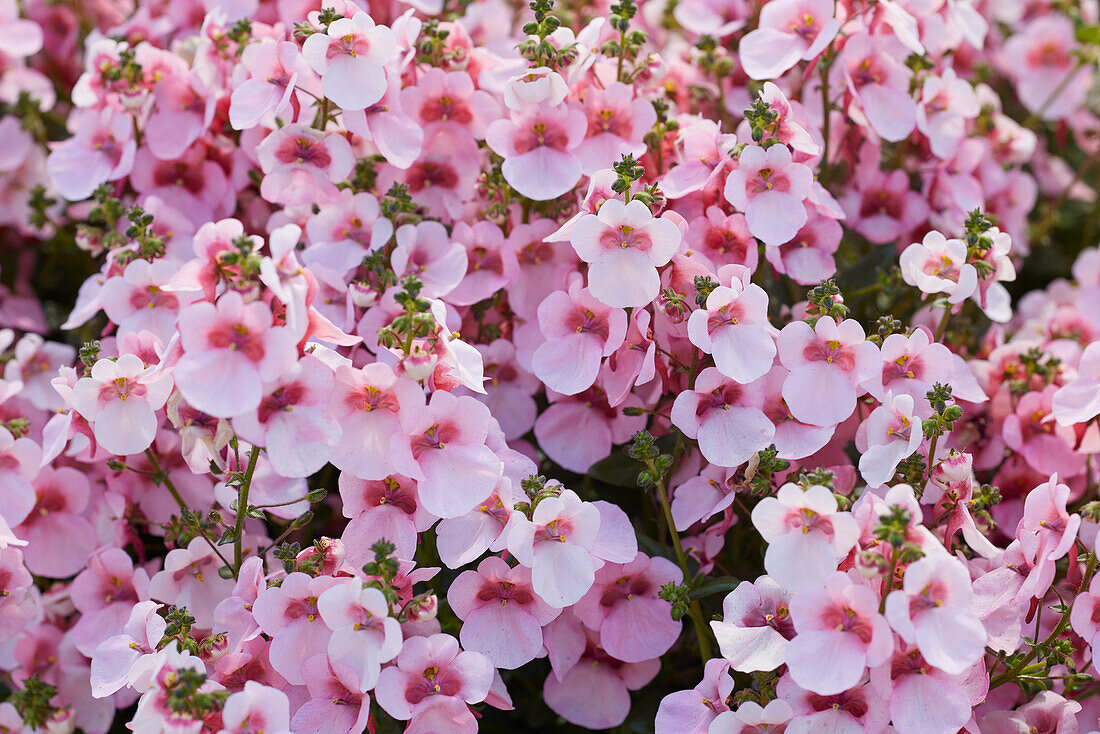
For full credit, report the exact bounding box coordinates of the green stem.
[933,306,951,342]
[233,445,262,573]
[652,466,713,663]
[145,449,232,569]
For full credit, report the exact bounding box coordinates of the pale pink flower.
[174,291,298,418]
[532,275,627,395]
[301,11,396,111]
[575,82,657,175]
[655,659,735,734]
[485,103,586,201]
[402,68,501,146]
[14,466,95,578]
[776,316,880,427]
[725,144,813,247]
[980,691,1082,734]
[1053,341,1100,425]
[786,572,893,695]
[218,682,292,734]
[778,675,890,734]
[291,656,370,734]
[687,264,776,383]
[505,489,602,607]
[858,391,923,487]
[1015,474,1081,567]
[448,556,559,669]
[317,579,403,691]
[391,220,469,299]
[3,333,75,411]
[869,643,976,734]
[393,390,504,519]
[899,230,979,305]
[229,40,310,130]
[738,0,839,80]
[569,198,681,308]
[255,124,355,206]
[251,572,340,685]
[148,538,236,629]
[884,553,987,674]
[70,353,173,456]
[839,33,917,142]
[1002,386,1085,478]
[670,367,775,469]
[574,553,682,663]
[374,633,493,722]
[90,601,165,698]
[99,258,196,343]
[709,699,793,734]
[1002,16,1092,121]
[0,0,43,57]
[46,107,136,201]
[339,473,434,564]
[501,67,568,111]
[917,68,980,159]
[711,576,795,672]
[673,0,747,36]
[751,483,859,591]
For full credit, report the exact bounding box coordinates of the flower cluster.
[1,0,1100,732]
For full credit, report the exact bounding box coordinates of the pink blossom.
[46,107,135,201]
[751,483,859,591]
[505,489,602,607]
[655,659,735,734]
[403,68,501,146]
[672,0,747,37]
[980,690,1082,733]
[1003,385,1085,477]
[255,124,355,207]
[724,144,814,247]
[1015,474,1081,568]
[884,553,987,674]
[251,572,340,685]
[870,643,981,734]
[709,699,793,734]
[917,69,980,160]
[448,556,559,669]
[3,334,75,411]
[575,553,682,663]
[391,220,469,299]
[670,367,775,468]
[711,576,795,672]
[776,316,880,427]
[301,12,395,111]
[232,354,340,478]
[229,41,310,130]
[70,353,173,456]
[317,578,403,690]
[575,82,657,175]
[99,258,196,343]
[839,33,917,142]
[786,572,893,694]
[90,601,165,698]
[687,264,777,383]
[218,681,292,734]
[532,275,627,395]
[14,466,95,578]
[857,391,923,487]
[900,230,979,305]
[393,390,503,519]
[374,633,493,721]
[778,675,890,734]
[738,0,839,80]
[291,656,370,734]
[174,291,298,418]
[486,103,586,201]
[148,538,236,629]
[339,473,433,563]
[765,211,841,284]
[1054,342,1100,425]
[569,198,681,307]
[1002,16,1092,121]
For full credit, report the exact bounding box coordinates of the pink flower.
[857,391,923,487]
[1003,386,1085,478]
[765,211,841,285]
[231,354,340,478]
[448,556,559,669]
[575,82,657,175]
[838,33,917,142]
[543,624,660,730]
[687,264,777,383]
[486,103,586,201]
[569,198,681,308]
[1002,16,1092,121]
[751,483,859,591]
[673,0,747,37]
[884,553,987,674]
[174,291,298,418]
[670,367,775,468]
[393,390,503,519]
[776,316,880,427]
[301,12,395,111]
[778,675,890,734]
[230,40,308,131]
[255,124,355,207]
[838,152,931,245]
[869,643,976,734]
[1054,342,1100,426]
[532,275,627,395]
[0,0,42,58]
[505,489,602,607]
[785,572,893,695]
[899,230,979,305]
[3,334,75,411]
[219,681,292,734]
[738,0,839,80]
[292,656,370,734]
[980,691,1082,734]
[402,68,501,146]
[724,144,814,247]
[70,353,173,456]
[916,68,980,160]
[14,466,95,578]
[655,659,735,734]
[1015,474,1081,568]
[251,572,340,685]
[374,633,494,721]
[91,601,165,698]
[339,473,433,564]
[870,326,985,411]
[709,699,793,734]
[391,220,469,299]
[46,107,136,201]
[148,537,236,629]
[317,579,403,691]
[711,576,795,672]
[575,553,682,663]
[99,258,196,343]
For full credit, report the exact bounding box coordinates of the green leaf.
[688,576,742,601]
